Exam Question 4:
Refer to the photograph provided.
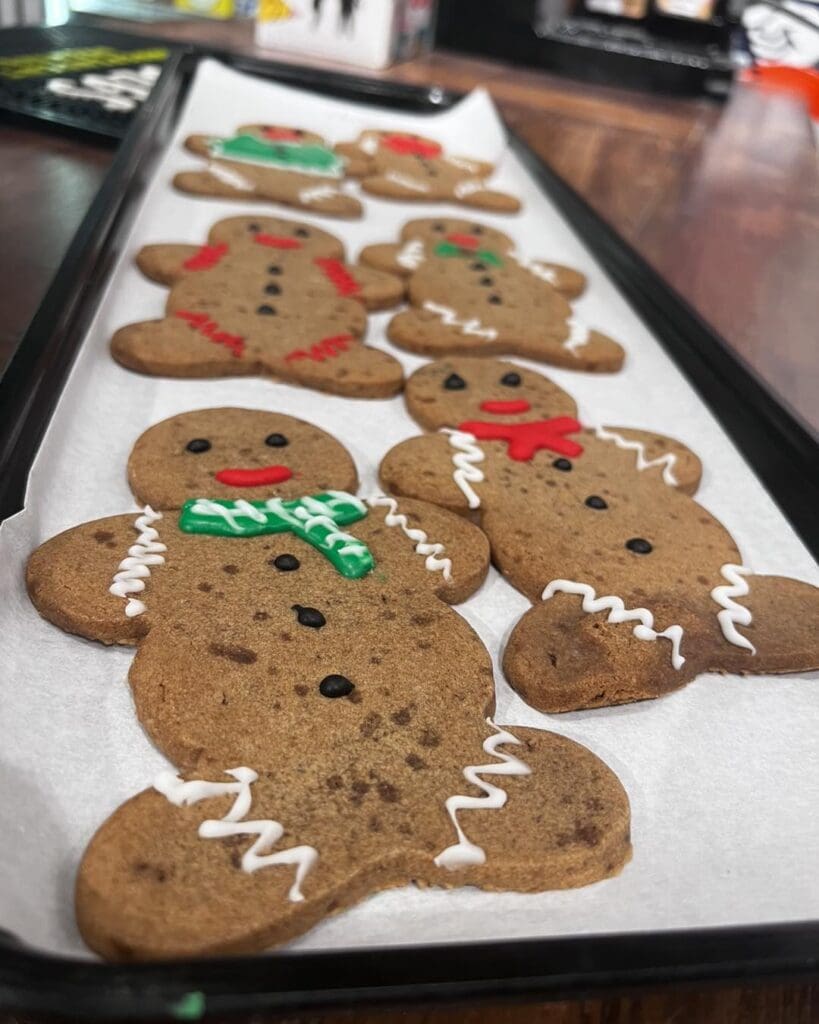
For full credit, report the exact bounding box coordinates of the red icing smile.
[262,128,300,141]
[254,233,303,249]
[215,466,293,487]
[480,399,531,415]
[382,134,442,158]
[446,233,480,250]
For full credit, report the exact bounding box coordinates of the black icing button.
[443,372,466,390]
[265,433,289,447]
[553,458,572,472]
[319,674,354,698]
[294,227,310,238]
[272,554,300,571]
[626,538,653,555]
[257,304,277,315]
[268,264,282,274]
[248,223,261,232]
[488,294,502,304]
[585,495,608,510]
[479,276,494,287]
[470,262,486,271]
[186,438,211,453]
[293,605,326,629]
[501,372,521,387]
[265,283,281,295]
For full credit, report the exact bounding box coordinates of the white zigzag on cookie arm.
[206,161,254,192]
[711,564,757,654]
[442,429,485,510]
[434,719,532,870]
[513,255,558,286]
[298,183,341,205]
[453,179,488,200]
[422,301,498,341]
[563,316,591,355]
[109,507,165,618]
[368,494,452,581]
[154,767,318,902]
[542,580,686,669]
[595,425,679,487]
[396,238,425,271]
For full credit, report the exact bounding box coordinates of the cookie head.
[405,358,578,431]
[208,215,343,258]
[127,408,358,509]
[401,217,514,258]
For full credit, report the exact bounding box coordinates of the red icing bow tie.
[458,417,583,462]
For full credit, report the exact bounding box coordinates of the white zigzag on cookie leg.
[109,507,165,618]
[434,719,532,870]
[422,301,498,341]
[442,429,485,509]
[711,564,757,654]
[542,579,686,669]
[154,767,318,902]
[368,494,452,581]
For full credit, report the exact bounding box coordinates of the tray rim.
[0,46,817,1017]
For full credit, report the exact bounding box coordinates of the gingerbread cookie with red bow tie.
[335,130,521,212]
[26,406,631,960]
[176,124,367,218]
[111,215,405,398]
[379,357,819,712]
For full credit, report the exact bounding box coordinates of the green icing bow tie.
[210,135,343,177]
[433,241,503,267]
[178,491,373,579]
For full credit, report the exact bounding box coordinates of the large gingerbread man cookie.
[360,216,588,301]
[366,221,624,373]
[379,358,819,712]
[111,215,405,398]
[26,407,631,959]
[176,124,367,218]
[335,130,521,212]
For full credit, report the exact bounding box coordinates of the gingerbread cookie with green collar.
[176,124,367,218]
[379,357,819,712]
[369,223,624,372]
[335,130,521,212]
[112,215,404,398]
[26,406,631,960]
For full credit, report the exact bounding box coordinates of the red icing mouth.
[382,134,442,158]
[254,233,303,249]
[262,128,300,141]
[215,466,293,487]
[446,233,480,250]
[480,399,531,415]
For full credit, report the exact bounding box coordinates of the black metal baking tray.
[0,47,817,1021]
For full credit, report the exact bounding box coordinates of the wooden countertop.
[1,14,817,1024]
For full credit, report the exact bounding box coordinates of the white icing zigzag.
[298,183,340,205]
[368,494,452,581]
[207,161,254,192]
[563,316,590,355]
[109,507,165,618]
[422,301,498,342]
[435,719,532,870]
[396,238,425,271]
[595,425,679,487]
[445,154,480,173]
[443,429,485,510]
[542,579,686,670]
[384,170,430,193]
[453,179,487,200]
[711,564,756,654]
[154,766,318,902]
[514,255,558,286]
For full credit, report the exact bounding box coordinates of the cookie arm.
[333,142,372,177]
[183,133,213,158]
[26,514,163,646]
[380,434,479,516]
[136,245,202,286]
[345,264,404,311]
[595,426,702,496]
[526,260,587,300]
[358,243,411,278]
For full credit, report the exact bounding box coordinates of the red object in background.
[742,66,819,120]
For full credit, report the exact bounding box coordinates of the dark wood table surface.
[1,13,817,1024]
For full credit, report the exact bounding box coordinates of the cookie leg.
[173,166,258,201]
[503,595,697,712]
[111,318,258,379]
[293,186,363,220]
[388,308,498,357]
[272,338,404,398]
[431,725,631,892]
[455,186,521,214]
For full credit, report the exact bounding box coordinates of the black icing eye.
[488,295,502,305]
[247,222,261,233]
[271,553,299,571]
[268,264,282,275]
[293,604,326,629]
[294,227,310,238]
[626,538,653,555]
[432,222,446,232]
[257,304,277,315]
[186,438,211,454]
[553,458,572,472]
[501,372,521,387]
[265,433,289,447]
[319,674,354,698]
[443,372,466,390]
[264,283,281,295]
[470,262,486,271]
[479,276,494,287]
[472,225,484,234]
[585,495,608,510]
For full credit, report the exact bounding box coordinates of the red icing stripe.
[446,234,480,250]
[382,134,442,159]
[285,334,354,363]
[183,243,229,271]
[314,258,361,297]
[175,310,245,358]
[215,465,293,487]
[480,399,532,415]
[261,128,300,141]
[254,233,303,250]
[458,417,583,462]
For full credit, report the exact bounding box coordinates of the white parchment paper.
[0,60,817,958]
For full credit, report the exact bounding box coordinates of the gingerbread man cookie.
[335,130,521,212]
[369,223,624,373]
[379,358,819,712]
[26,407,631,959]
[360,216,587,301]
[111,215,405,398]
[176,124,367,218]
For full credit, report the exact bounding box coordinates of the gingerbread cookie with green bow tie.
[26,406,631,960]
[111,215,405,398]
[379,357,819,712]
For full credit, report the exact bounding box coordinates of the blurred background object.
[0,0,69,26]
